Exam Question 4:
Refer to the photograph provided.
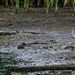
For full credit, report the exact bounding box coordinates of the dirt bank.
[0,6,75,31]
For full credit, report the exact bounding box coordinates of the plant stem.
[16,0,19,13]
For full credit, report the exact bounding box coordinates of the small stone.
[21,43,26,46]
[71,49,74,51]
[55,49,57,51]
[65,58,69,60]
[21,43,30,46]
[42,46,48,49]
[49,46,53,48]
[59,57,63,59]
[64,46,74,50]
[18,44,24,49]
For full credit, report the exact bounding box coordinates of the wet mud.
[0,6,75,75]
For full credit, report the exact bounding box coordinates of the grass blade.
[51,0,54,7]
[37,0,40,6]
[29,0,33,7]
[5,0,8,7]
[10,0,14,5]
[70,0,74,6]
[45,0,49,14]
[54,0,58,13]
[24,0,29,9]
[16,0,19,13]
[61,0,65,6]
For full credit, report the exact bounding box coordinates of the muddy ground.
[0,6,75,31]
[0,6,75,75]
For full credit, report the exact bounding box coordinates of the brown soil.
[0,6,75,31]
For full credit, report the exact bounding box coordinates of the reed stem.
[16,0,19,13]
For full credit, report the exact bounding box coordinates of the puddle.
[0,30,75,75]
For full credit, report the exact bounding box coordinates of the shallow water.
[0,30,75,75]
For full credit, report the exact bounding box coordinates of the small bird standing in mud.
[72,29,75,38]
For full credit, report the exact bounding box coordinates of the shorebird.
[72,29,75,38]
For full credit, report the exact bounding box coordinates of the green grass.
[70,0,74,6]
[16,0,19,13]
[54,0,58,13]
